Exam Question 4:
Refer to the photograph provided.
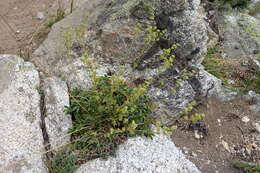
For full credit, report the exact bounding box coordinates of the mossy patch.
[218,0,251,9]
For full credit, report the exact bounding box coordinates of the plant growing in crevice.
[65,56,155,160]
[49,149,79,173]
[63,22,89,57]
[45,8,66,28]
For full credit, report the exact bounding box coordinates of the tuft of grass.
[203,46,231,84]
[45,8,66,28]
[233,160,260,173]
[65,75,154,161]
[203,46,260,93]
[49,149,79,173]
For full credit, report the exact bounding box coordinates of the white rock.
[254,122,260,133]
[241,116,250,123]
[194,130,203,139]
[36,12,45,20]
[221,140,230,152]
[0,55,47,172]
[43,77,72,150]
[76,132,201,173]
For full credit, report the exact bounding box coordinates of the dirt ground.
[172,97,260,173]
[0,0,55,55]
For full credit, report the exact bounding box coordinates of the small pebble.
[191,152,197,157]
[254,122,260,133]
[36,12,45,20]
[194,130,203,139]
[221,140,230,152]
[241,116,250,123]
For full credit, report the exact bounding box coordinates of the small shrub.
[65,75,154,160]
[218,0,251,8]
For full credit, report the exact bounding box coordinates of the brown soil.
[0,0,55,55]
[172,97,260,173]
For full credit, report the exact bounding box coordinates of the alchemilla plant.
[65,73,155,160]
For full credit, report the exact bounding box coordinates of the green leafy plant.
[65,74,154,160]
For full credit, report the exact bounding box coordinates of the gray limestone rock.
[0,55,47,173]
[32,0,209,119]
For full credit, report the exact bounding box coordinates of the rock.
[75,132,201,173]
[31,0,108,90]
[207,25,219,47]
[217,11,260,58]
[241,116,250,123]
[249,58,260,72]
[36,12,45,20]
[244,90,260,112]
[32,0,208,119]
[150,81,196,121]
[191,66,222,97]
[191,151,198,157]
[0,55,47,172]
[254,122,260,133]
[217,87,240,102]
[43,77,72,151]
[221,140,230,152]
[227,80,235,85]
[194,130,203,139]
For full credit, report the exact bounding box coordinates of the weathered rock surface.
[217,11,260,58]
[43,77,72,151]
[32,0,211,119]
[191,66,222,97]
[32,0,105,90]
[75,132,201,173]
[0,55,47,173]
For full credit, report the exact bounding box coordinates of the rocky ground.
[0,0,259,173]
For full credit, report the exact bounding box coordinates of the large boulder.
[0,55,47,173]
[75,132,201,173]
[32,0,210,118]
